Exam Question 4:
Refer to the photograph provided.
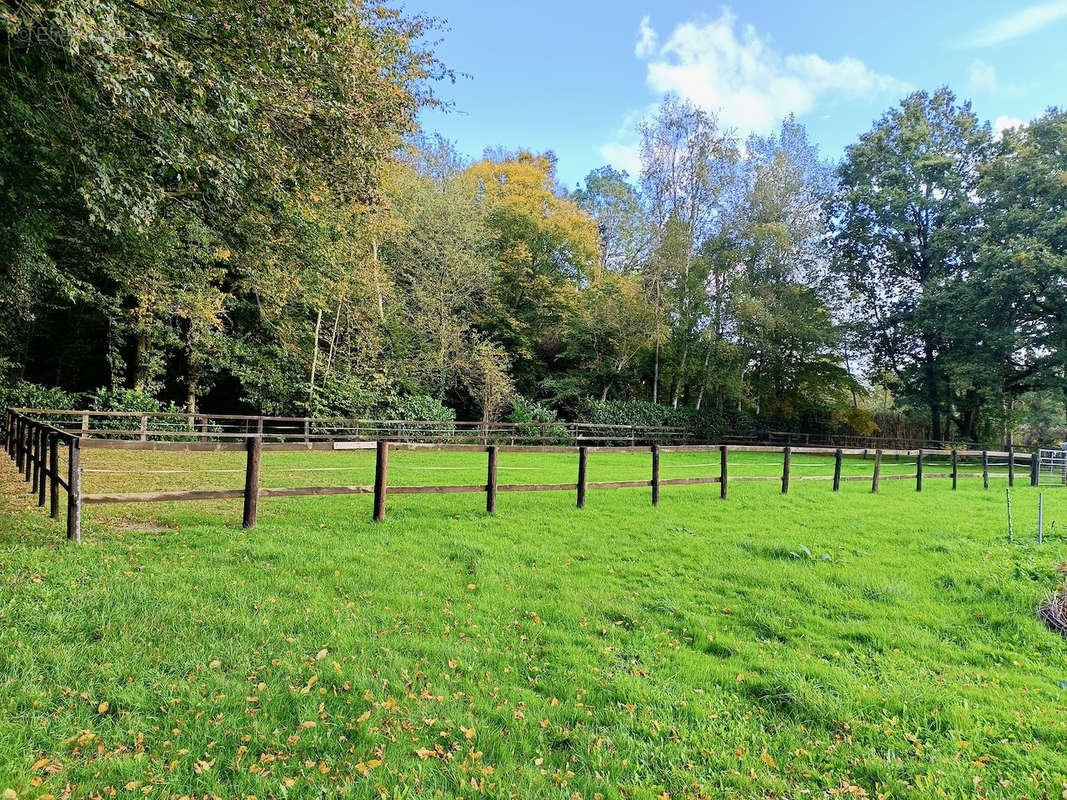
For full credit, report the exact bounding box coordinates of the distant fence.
[4,408,1038,544]
[11,407,997,450]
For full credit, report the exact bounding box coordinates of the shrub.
[506,396,569,444]
[1,379,81,410]
[380,394,455,423]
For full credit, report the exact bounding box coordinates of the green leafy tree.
[829,89,992,441]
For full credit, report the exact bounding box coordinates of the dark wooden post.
[66,437,81,543]
[373,440,389,522]
[871,449,882,493]
[4,411,12,457]
[576,446,587,509]
[31,424,41,491]
[1008,447,1015,488]
[781,446,791,494]
[982,451,989,490]
[1031,451,1040,487]
[36,429,47,508]
[242,435,262,529]
[651,444,660,507]
[487,446,498,514]
[916,449,923,492]
[951,449,959,490]
[257,416,264,436]
[199,416,209,443]
[49,434,59,519]
[720,444,728,499]
[24,422,33,482]
[16,417,25,471]
[832,448,843,491]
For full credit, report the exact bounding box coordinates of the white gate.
[1038,448,1067,486]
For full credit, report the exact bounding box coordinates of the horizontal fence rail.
[12,408,996,451]
[3,408,1035,543]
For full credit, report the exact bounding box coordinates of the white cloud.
[993,115,1025,139]
[634,16,657,59]
[634,10,908,136]
[962,1,1067,47]
[598,141,643,177]
[968,59,997,92]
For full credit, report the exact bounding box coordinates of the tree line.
[2,3,1065,445]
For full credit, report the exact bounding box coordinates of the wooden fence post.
[242,435,262,529]
[576,446,587,509]
[199,416,209,443]
[139,414,148,441]
[832,448,843,492]
[80,412,89,436]
[872,449,882,493]
[781,446,791,494]
[982,451,989,490]
[1031,451,1040,487]
[720,445,728,500]
[1008,446,1015,487]
[4,411,11,457]
[17,417,25,470]
[373,441,389,522]
[951,449,958,490]
[916,449,923,492]
[67,438,81,543]
[37,429,46,508]
[303,418,310,444]
[31,424,41,491]
[651,444,660,507]
[487,446,498,514]
[49,433,59,519]
[24,422,33,482]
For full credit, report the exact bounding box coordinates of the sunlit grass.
[1,449,1065,799]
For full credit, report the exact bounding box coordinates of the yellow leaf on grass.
[30,758,51,772]
[315,649,328,661]
[97,702,109,714]
[760,750,777,769]
[356,710,371,723]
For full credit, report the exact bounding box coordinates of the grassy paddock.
[1,448,1066,799]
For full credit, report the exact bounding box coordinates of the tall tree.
[977,110,1067,427]
[639,96,738,406]
[829,89,991,441]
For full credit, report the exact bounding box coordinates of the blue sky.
[417,0,1067,188]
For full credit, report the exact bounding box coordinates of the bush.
[506,396,569,444]
[1,379,81,410]
[85,387,167,413]
[380,394,455,423]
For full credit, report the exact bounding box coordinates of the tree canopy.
[2,6,1066,446]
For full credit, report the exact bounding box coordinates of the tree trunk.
[372,239,385,322]
[924,343,943,442]
[308,309,323,410]
[695,345,712,411]
[652,340,660,404]
[132,331,150,392]
[671,343,688,409]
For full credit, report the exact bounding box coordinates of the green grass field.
[2,446,1066,799]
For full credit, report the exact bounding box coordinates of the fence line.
[11,407,1002,451]
[3,408,1042,543]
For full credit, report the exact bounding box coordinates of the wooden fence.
[4,410,82,542]
[3,409,1039,543]
[11,407,997,451]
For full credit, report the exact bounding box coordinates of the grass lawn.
[1,446,1066,799]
